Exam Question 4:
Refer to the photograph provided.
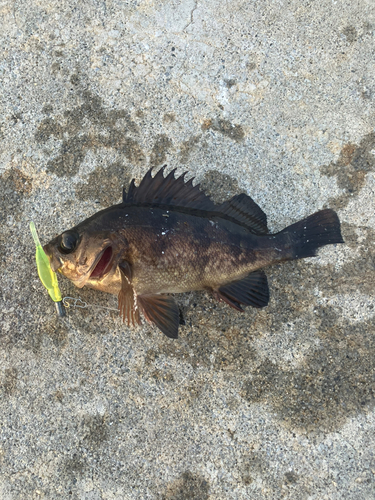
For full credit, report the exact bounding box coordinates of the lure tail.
[278,209,344,259]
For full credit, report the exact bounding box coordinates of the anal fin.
[138,294,179,339]
[214,270,269,310]
[118,263,141,327]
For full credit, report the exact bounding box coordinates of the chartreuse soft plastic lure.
[30,221,65,317]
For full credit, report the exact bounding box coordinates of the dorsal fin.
[219,193,268,234]
[123,166,215,211]
[122,167,267,234]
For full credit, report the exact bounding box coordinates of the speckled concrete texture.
[1,0,375,498]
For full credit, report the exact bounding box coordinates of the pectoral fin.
[138,294,179,339]
[214,270,269,310]
[118,262,141,327]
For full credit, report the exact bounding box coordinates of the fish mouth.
[43,243,63,273]
[90,246,113,279]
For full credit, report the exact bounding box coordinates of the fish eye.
[59,231,80,254]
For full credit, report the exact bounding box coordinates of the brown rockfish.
[43,167,343,338]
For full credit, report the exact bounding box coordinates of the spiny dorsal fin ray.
[123,166,214,211]
[122,166,267,234]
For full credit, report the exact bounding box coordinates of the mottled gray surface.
[1,0,375,498]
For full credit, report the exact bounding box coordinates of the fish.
[43,166,344,338]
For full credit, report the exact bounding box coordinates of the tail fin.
[279,209,344,259]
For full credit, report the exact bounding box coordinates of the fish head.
[43,226,119,288]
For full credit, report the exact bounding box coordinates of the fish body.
[43,167,344,338]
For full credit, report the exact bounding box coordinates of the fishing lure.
[30,221,65,317]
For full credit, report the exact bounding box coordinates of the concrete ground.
[1,0,375,498]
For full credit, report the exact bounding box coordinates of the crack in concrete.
[182,0,198,32]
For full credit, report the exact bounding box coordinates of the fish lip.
[88,245,113,280]
[43,244,62,272]
[50,260,62,273]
